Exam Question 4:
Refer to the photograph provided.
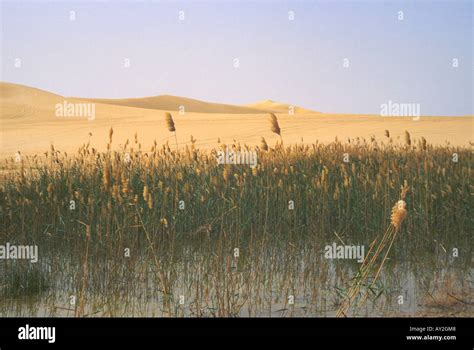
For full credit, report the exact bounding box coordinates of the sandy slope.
[76,95,268,114]
[0,82,472,159]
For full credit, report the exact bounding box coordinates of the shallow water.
[1,250,471,317]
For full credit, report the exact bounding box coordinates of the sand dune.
[0,82,472,159]
[0,82,63,103]
[76,95,269,114]
[0,82,65,122]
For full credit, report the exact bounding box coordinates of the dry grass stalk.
[404,130,411,146]
[165,112,179,150]
[269,113,284,146]
[421,137,427,151]
[336,181,410,317]
[109,127,114,143]
[165,113,175,132]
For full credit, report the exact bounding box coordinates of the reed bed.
[0,131,471,317]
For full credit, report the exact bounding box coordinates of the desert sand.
[1,82,472,159]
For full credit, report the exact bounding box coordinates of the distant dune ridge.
[0,82,472,158]
[1,82,63,101]
[76,95,270,114]
[74,96,318,115]
[1,82,316,115]
[0,82,65,120]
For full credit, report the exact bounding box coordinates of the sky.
[0,0,472,115]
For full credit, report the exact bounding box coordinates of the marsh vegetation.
[0,129,472,317]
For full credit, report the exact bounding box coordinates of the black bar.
[0,317,471,348]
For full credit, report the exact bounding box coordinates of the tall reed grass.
[0,131,471,316]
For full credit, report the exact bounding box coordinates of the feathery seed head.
[165,113,176,132]
[391,200,407,231]
[269,113,281,136]
[404,131,411,146]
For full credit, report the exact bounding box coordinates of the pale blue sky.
[1,0,472,115]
